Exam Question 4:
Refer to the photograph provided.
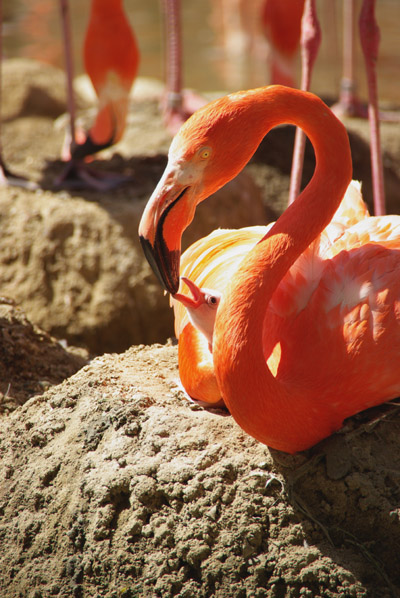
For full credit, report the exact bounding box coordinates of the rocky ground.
[0,59,400,598]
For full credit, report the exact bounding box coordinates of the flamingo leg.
[161,0,206,135]
[288,0,321,205]
[163,0,182,112]
[331,0,366,118]
[59,0,77,158]
[0,0,38,190]
[332,0,399,122]
[359,0,385,215]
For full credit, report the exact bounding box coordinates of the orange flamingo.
[139,85,400,453]
[261,0,305,87]
[211,0,305,89]
[58,0,139,190]
[214,1,386,215]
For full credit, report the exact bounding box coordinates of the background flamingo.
[58,0,206,188]
[289,0,386,215]
[211,0,305,89]
[261,0,305,88]
[214,0,387,215]
[139,85,400,453]
[58,0,139,190]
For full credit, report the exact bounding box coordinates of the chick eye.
[206,294,218,307]
[199,147,211,160]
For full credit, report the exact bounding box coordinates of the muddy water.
[3,0,399,102]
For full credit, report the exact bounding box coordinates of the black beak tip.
[139,235,179,295]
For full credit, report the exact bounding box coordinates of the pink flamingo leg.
[332,0,398,123]
[163,0,182,114]
[59,0,77,158]
[332,0,366,118]
[161,0,206,135]
[359,0,385,215]
[288,0,321,205]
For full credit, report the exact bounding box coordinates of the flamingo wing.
[172,225,270,336]
[264,215,400,416]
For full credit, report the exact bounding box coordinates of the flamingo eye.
[199,147,212,160]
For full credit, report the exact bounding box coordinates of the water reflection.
[2,0,399,103]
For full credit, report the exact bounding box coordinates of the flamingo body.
[72,0,139,159]
[139,85,400,453]
[261,0,305,87]
[173,183,400,414]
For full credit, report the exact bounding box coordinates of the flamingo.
[172,274,222,404]
[171,181,370,406]
[139,85,400,453]
[261,0,305,88]
[215,1,386,215]
[211,0,305,89]
[58,0,139,190]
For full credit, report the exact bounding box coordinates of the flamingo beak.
[173,276,202,308]
[139,164,192,295]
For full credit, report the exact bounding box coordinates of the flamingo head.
[173,276,221,349]
[138,88,269,294]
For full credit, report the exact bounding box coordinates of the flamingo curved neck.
[212,87,353,453]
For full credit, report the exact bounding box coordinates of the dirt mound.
[0,298,86,414]
[1,343,399,597]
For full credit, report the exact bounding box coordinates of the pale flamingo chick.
[172,275,224,407]
[173,276,221,353]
